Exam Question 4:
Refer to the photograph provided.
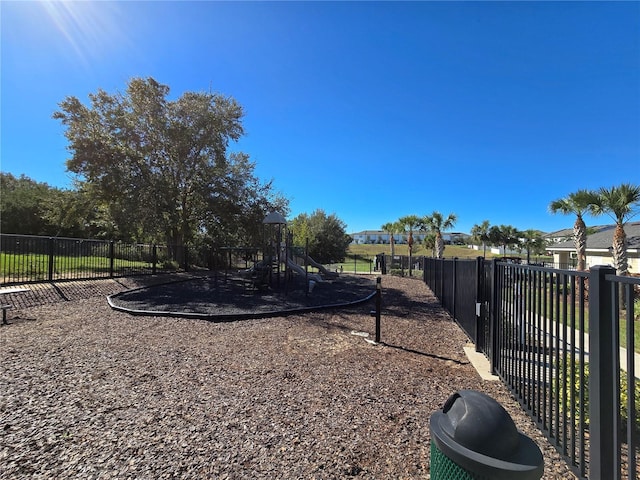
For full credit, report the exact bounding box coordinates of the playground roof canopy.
[263,212,287,225]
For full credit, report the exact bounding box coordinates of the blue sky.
[2,1,639,235]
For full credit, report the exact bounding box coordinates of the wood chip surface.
[0,274,577,479]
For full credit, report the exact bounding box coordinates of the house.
[349,230,470,245]
[545,221,640,272]
[544,228,574,244]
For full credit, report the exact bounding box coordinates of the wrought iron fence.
[0,234,191,285]
[421,257,639,480]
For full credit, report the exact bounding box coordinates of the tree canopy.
[53,77,287,247]
[470,220,491,258]
[488,224,521,255]
[423,211,457,259]
[0,173,102,237]
[1,173,54,236]
[290,210,352,263]
[588,183,640,276]
[548,189,594,271]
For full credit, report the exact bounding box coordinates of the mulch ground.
[108,273,377,318]
[0,273,577,479]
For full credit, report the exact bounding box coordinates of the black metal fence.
[420,256,640,480]
[0,234,191,285]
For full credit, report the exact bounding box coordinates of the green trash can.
[429,390,544,480]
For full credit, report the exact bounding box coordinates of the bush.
[558,358,640,442]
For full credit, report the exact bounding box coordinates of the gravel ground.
[0,274,577,479]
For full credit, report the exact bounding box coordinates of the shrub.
[558,358,640,442]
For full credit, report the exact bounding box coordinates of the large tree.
[0,173,99,237]
[588,183,640,277]
[548,189,594,271]
[0,173,52,235]
[53,77,282,248]
[290,210,351,264]
[423,211,457,259]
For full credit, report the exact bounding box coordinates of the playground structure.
[105,212,374,320]
[225,212,338,293]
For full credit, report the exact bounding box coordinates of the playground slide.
[294,253,335,277]
[286,258,323,284]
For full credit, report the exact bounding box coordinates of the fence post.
[109,241,115,277]
[48,237,55,282]
[439,258,444,301]
[490,258,499,375]
[451,258,457,321]
[375,276,381,343]
[588,265,617,480]
[475,256,483,352]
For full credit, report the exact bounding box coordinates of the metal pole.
[452,257,457,321]
[109,241,115,277]
[305,238,309,295]
[475,256,483,352]
[48,237,55,282]
[152,244,157,275]
[490,258,499,375]
[277,224,281,289]
[588,265,617,480]
[375,277,382,343]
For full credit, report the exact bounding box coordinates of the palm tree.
[397,215,422,276]
[588,183,640,277]
[470,220,491,258]
[422,232,437,257]
[548,189,595,271]
[423,211,457,259]
[398,215,422,259]
[488,224,520,256]
[519,229,547,264]
[381,221,402,257]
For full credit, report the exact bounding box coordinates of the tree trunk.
[612,223,628,276]
[573,216,587,271]
[435,233,444,259]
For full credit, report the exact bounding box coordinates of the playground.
[0,275,575,479]
[106,211,377,320]
[107,272,376,319]
[0,215,576,478]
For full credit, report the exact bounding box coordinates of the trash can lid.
[429,390,544,479]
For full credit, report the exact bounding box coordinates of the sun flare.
[39,0,126,65]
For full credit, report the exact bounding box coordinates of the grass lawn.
[0,252,151,281]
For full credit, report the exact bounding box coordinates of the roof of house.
[544,228,573,238]
[548,221,640,251]
[350,230,387,236]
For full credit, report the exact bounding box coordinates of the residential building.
[349,230,470,245]
[545,221,640,272]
